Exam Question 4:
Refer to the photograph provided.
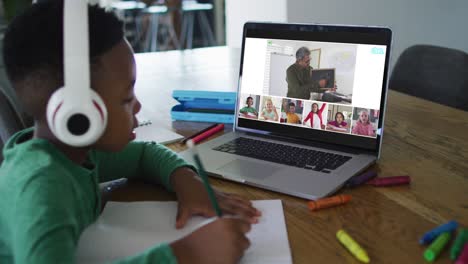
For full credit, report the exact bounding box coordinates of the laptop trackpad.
[217,159,279,180]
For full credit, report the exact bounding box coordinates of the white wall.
[286,0,468,70]
[225,0,287,47]
[307,43,356,96]
[269,53,294,97]
[227,0,468,70]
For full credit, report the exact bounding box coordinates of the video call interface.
[237,38,387,138]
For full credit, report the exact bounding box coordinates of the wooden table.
[112,46,468,263]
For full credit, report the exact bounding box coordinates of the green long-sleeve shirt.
[286,63,321,99]
[0,128,192,263]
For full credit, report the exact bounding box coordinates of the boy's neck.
[34,122,90,165]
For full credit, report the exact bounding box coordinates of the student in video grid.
[352,109,376,137]
[327,112,349,133]
[286,102,301,124]
[304,102,326,129]
[286,47,337,100]
[239,96,258,119]
[0,3,260,264]
[261,98,279,121]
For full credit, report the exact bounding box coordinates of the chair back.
[0,87,26,163]
[389,45,468,111]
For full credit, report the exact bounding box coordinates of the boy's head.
[3,1,141,151]
[288,102,296,113]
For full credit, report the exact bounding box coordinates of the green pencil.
[450,228,468,260]
[187,140,222,217]
[424,232,451,262]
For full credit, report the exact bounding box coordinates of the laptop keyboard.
[212,137,352,173]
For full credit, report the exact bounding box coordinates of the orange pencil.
[308,194,352,211]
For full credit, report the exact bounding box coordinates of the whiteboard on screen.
[269,53,295,97]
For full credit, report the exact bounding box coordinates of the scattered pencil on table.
[186,123,225,145]
[308,194,351,211]
[451,228,468,260]
[181,123,220,144]
[336,229,370,263]
[346,170,378,188]
[455,244,468,264]
[366,175,411,187]
[186,140,223,217]
[423,232,452,262]
[419,220,458,245]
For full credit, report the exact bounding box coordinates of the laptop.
[181,22,392,200]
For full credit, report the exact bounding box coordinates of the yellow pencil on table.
[336,229,370,263]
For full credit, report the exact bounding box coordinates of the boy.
[239,96,258,118]
[0,2,260,263]
[286,103,301,124]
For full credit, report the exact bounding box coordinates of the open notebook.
[76,200,292,264]
[135,120,184,145]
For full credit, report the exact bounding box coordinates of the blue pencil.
[187,140,223,217]
[419,220,458,245]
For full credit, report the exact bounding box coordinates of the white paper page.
[76,200,292,264]
[134,123,184,145]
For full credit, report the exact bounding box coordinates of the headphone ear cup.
[46,87,66,138]
[46,87,108,147]
[89,89,108,131]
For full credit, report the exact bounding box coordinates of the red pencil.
[191,124,225,144]
[182,123,219,144]
[366,176,411,187]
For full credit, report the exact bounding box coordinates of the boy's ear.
[46,87,108,147]
[46,0,108,147]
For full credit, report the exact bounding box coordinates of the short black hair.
[2,1,124,117]
[288,102,295,107]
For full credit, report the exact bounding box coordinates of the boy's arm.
[13,172,80,264]
[295,114,301,124]
[111,244,177,264]
[13,169,180,264]
[95,141,194,191]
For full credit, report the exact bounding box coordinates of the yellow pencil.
[336,229,370,263]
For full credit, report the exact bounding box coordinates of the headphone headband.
[64,0,90,104]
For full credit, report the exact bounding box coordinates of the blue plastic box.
[171,90,237,123]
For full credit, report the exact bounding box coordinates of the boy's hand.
[170,217,251,264]
[170,167,261,229]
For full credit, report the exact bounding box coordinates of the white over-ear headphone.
[46,0,107,147]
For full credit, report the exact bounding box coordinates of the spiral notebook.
[134,120,184,145]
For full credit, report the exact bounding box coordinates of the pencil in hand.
[187,140,223,217]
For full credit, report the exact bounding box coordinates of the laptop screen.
[236,23,392,152]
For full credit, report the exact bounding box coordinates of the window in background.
[105,0,225,53]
